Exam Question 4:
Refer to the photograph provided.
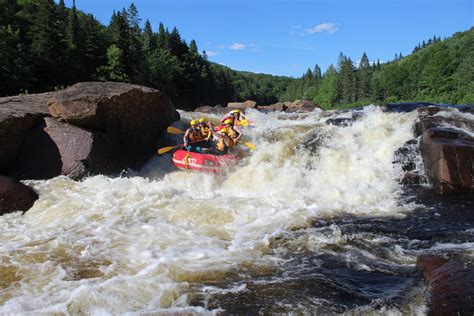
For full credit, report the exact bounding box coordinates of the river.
[1,106,473,314]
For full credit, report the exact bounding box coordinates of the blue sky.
[72,0,473,77]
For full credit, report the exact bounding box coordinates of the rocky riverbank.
[0,82,179,213]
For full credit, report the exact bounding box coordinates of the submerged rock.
[414,112,474,137]
[0,175,38,215]
[419,128,474,195]
[417,255,474,316]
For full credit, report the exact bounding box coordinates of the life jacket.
[200,126,210,139]
[215,137,229,154]
[187,127,202,141]
[227,126,239,140]
[221,116,234,123]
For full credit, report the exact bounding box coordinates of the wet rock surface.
[417,254,474,316]
[0,175,38,215]
[385,102,474,113]
[419,127,474,195]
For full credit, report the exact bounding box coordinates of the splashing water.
[3,105,469,314]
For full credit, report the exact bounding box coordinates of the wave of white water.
[0,106,420,314]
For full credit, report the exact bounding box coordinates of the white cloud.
[229,43,246,50]
[205,51,217,57]
[306,23,338,34]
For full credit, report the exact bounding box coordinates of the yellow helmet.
[190,120,197,126]
[219,128,229,134]
[223,118,233,125]
[198,118,206,123]
[231,109,241,114]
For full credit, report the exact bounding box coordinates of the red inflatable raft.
[172,149,239,173]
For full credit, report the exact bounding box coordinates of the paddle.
[157,139,203,155]
[166,126,185,135]
[237,119,249,126]
[166,126,256,150]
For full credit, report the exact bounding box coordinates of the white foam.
[0,106,423,313]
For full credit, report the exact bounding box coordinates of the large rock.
[386,102,474,113]
[257,102,290,112]
[419,128,474,195]
[287,100,321,112]
[48,81,178,133]
[194,105,227,114]
[415,116,474,137]
[226,100,257,109]
[417,255,474,316]
[7,82,179,180]
[0,92,54,172]
[0,175,38,215]
[10,116,164,180]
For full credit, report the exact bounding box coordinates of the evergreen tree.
[314,65,338,109]
[357,52,371,101]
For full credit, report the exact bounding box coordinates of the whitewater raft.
[172,149,240,173]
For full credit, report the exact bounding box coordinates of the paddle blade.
[244,142,256,150]
[237,119,249,126]
[167,126,185,134]
[157,145,178,155]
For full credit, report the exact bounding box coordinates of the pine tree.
[189,39,198,54]
[314,65,338,109]
[357,52,371,101]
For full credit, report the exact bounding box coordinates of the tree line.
[1,1,472,109]
[282,28,474,108]
[0,0,292,109]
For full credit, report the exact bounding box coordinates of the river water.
[1,106,473,315]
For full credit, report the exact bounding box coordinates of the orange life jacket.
[187,127,202,141]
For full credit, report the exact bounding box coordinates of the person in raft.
[207,122,234,155]
[198,118,212,142]
[222,118,242,144]
[221,109,247,126]
[183,120,204,152]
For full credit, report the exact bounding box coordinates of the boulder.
[415,116,474,137]
[287,100,321,112]
[257,102,289,112]
[386,102,474,113]
[417,255,474,316]
[194,105,227,114]
[48,81,177,133]
[226,100,257,109]
[419,128,474,195]
[0,175,38,215]
[0,92,54,172]
[10,117,162,180]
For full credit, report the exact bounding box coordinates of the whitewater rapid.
[1,106,427,314]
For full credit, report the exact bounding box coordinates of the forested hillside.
[1,0,472,109]
[0,0,292,109]
[283,28,474,108]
